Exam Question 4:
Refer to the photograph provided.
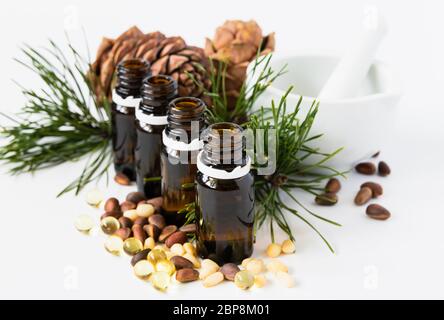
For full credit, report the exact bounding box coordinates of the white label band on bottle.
[112,89,141,108]
[136,108,168,125]
[162,130,203,151]
[197,150,251,180]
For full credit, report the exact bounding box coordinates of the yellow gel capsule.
[85,188,103,207]
[134,260,155,279]
[148,249,167,264]
[151,271,170,291]
[104,235,123,255]
[100,216,120,235]
[156,259,176,276]
[123,237,143,256]
[74,214,94,233]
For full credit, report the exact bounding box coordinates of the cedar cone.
[90,26,210,104]
[205,20,275,109]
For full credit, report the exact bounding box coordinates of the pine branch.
[249,87,346,253]
[0,40,111,196]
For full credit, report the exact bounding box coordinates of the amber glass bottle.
[135,75,178,198]
[111,59,151,181]
[161,97,206,226]
[195,123,254,265]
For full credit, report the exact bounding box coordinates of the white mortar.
[248,54,402,170]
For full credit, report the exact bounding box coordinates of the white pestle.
[318,10,388,100]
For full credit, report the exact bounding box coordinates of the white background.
[0,0,443,299]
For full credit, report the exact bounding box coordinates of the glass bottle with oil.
[135,75,177,198]
[195,122,254,265]
[161,97,206,226]
[111,59,150,181]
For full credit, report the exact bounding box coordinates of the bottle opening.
[116,58,151,98]
[147,75,174,86]
[173,97,203,111]
[140,75,178,116]
[207,122,243,139]
[201,122,246,167]
[168,97,205,118]
[165,97,206,144]
[118,59,150,71]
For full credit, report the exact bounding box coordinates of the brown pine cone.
[205,20,275,109]
[89,26,210,104]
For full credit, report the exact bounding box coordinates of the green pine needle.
[249,87,346,253]
[0,40,111,196]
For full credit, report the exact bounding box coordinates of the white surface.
[0,0,443,300]
[251,55,401,169]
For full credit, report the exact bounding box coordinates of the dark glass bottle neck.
[165,97,206,143]
[115,59,151,98]
[200,122,247,169]
[140,75,178,116]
